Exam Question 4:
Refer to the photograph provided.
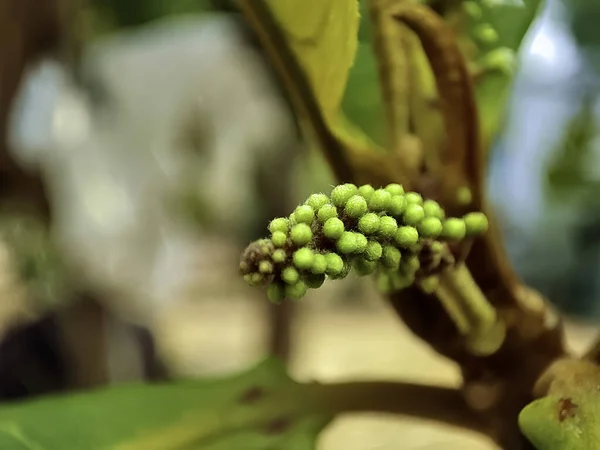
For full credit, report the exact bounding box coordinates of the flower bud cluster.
[239,183,488,302]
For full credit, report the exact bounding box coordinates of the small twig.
[267,301,293,362]
[307,379,491,436]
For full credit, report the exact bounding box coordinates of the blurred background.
[2,0,600,448]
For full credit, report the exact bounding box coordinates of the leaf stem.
[306,379,490,436]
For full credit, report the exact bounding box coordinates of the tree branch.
[307,379,491,436]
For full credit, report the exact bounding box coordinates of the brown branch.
[307,379,491,436]
[392,4,480,202]
[391,4,523,306]
[367,0,411,152]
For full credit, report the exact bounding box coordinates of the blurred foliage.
[545,96,600,202]
[0,211,71,310]
[566,0,600,49]
[86,0,216,32]
[341,0,542,152]
[0,358,331,449]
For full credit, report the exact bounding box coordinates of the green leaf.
[341,39,387,147]
[0,358,332,450]
[341,0,386,147]
[266,0,361,124]
[545,97,600,200]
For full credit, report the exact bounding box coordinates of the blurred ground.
[152,265,600,450]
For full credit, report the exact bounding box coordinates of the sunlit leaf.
[0,358,332,450]
[266,0,361,124]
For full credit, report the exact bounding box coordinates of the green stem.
[437,264,505,355]
[430,281,471,335]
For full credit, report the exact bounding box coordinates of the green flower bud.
[304,273,326,289]
[417,217,443,238]
[244,273,263,286]
[293,248,314,270]
[305,193,329,210]
[267,283,285,303]
[269,218,289,234]
[271,231,287,247]
[311,253,327,274]
[355,233,368,253]
[259,260,273,274]
[323,217,345,240]
[358,184,375,200]
[423,200,445,219]
[352,257,377,276]
[331,184,358,207]
[358,213,380,235]
[390,271,414,291]
[394,226,419,247]
[400,254,420,274]
[419,276,439,294]
[364,240,383,261]
[325,253,345,277]
[336,232,359,254]
[329,262,351,280]
[385,183,405,196]
[272,249,287,263]
[290,224,312,245]
[294,205,315,224]
[369,189,392,211]
[464,212,489,235]
[457,186,472,205]
[317,204,338,223]
[430,241,445,253]
[258,240,273,255]
[285,280,308,300]
[381,245,401,270]
[345,195,368,218]
[378,216,398,238]
[387,195,406,216]
[441,218,466,240]
[403,204,425,226]
[405,192,423,205]
[281,266,300,284]
[289,212,297,225]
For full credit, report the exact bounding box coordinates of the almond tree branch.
[306,379,491,436]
